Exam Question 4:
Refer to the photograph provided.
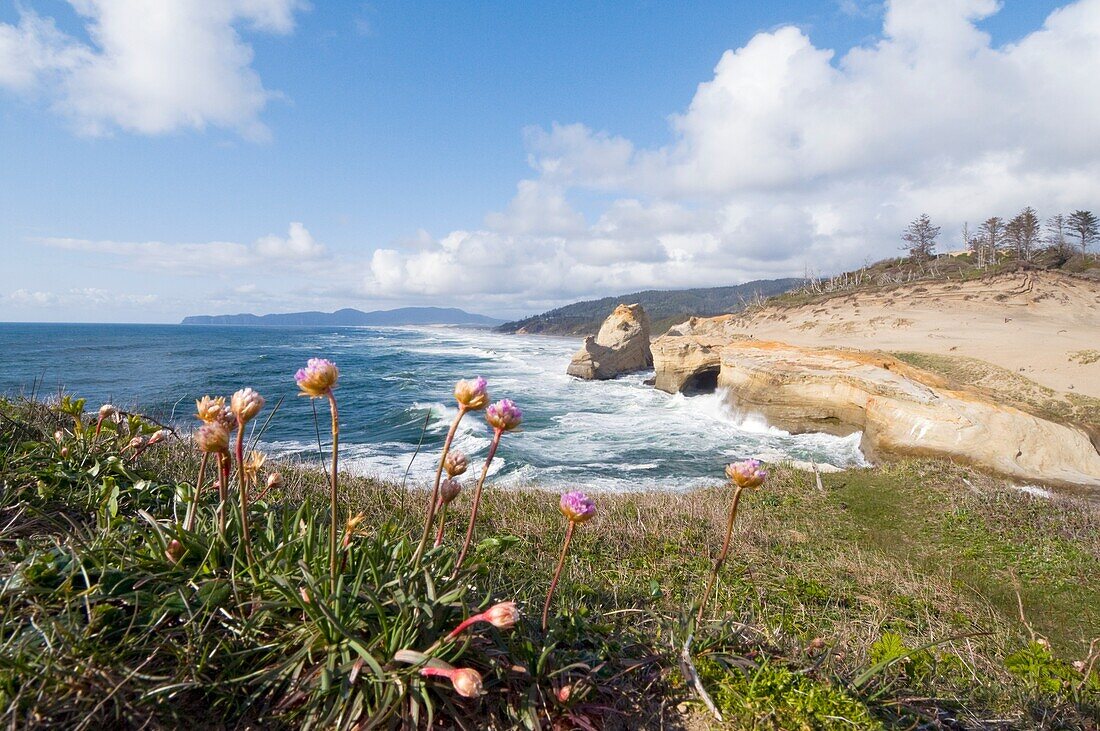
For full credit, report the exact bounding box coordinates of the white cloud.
[0,0,305,139]
[5,288,158,308]
[485,180,586,235]
[40,222,328,271]
[370,0,1100,308]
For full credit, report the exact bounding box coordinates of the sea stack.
[567,303,653,380]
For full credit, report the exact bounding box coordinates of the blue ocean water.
[0,323,865,491]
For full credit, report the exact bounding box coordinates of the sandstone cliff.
[652,328,1100,490]
[567,303,653,380]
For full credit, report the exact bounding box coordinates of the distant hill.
[181,307,502,327]
[497,278,804,336]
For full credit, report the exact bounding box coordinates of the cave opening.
[681,366,719,395]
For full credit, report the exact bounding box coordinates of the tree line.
[902,209,1098,265]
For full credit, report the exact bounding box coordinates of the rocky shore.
[568,271,1100,492]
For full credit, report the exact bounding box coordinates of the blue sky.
[0,0,1094,322]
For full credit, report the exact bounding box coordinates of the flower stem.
[235,425,254,565]
[696,486,744,624]
[326,390,340,593]
[184,452,209,532]
[433,502,448,547]
[455,429,501,570]
[217,453,229,538]
[446,612,483,640]
[542,521,575,631]
[414,407,466,564]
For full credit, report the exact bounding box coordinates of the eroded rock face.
[651,316,738,393]
[712,341,1100,489]
[567,304,653,380]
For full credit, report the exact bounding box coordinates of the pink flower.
[559,491,595,524]
[725,459,767,489]
[454,377,489,410]
[195,422,230,454]
[486,399,522,432]
[230,388,265,424]
[295,358,339,398]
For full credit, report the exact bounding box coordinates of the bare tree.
[901,213,940,261]
[1068,210,1099,254]
[1045,214,1071,254]
[977,216,1003,268]
[1006,207,1040,262]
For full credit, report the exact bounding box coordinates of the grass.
[2,397,1099,729]
[890,351,1100,429]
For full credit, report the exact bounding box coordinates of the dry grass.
[891,350,1100,429]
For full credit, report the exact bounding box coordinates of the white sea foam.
[258,326,866,492]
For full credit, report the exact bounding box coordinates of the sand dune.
[722,271,1100,401]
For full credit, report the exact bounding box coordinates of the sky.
[0,0,1096,323]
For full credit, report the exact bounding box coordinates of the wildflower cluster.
[37,360,778,725]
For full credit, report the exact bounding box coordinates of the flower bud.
[440,478,462,505]
[486,399,522,432]
[60,446,70,458]
[98,404,117,421]
[195,422,230,454]
[420,667,485,698]
[127,436,146,451]
[559,491,595,524]
[483,601,518,630]
[444,451,469,477]
[165,539,184,563]
[194,396,225,423]
[215,405,236,430]
[725,459,767,489]
[295,358,339,398]
[450,668,484,698]
[54,430,65,443]
[266,471,284,492]
[146,429,168,447]
[230,388,265,424]
[454,377,489,411]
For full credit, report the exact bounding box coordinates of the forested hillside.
[497,278,803,335]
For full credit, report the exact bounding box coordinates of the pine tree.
[977,217,1003,268]
[1067,210,1099,254]
[1006,207,1040,261]
[901,213,940,261]
[1045,214,1070,254]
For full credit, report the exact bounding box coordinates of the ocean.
[0,323,865,491]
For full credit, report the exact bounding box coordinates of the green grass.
[2,398,1099,729]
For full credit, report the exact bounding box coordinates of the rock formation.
[652,330,1100,490]
[567,303,653,380]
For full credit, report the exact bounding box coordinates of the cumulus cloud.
[370,0,1100,308]
[0,0,305,138]
[40,222,328,272]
